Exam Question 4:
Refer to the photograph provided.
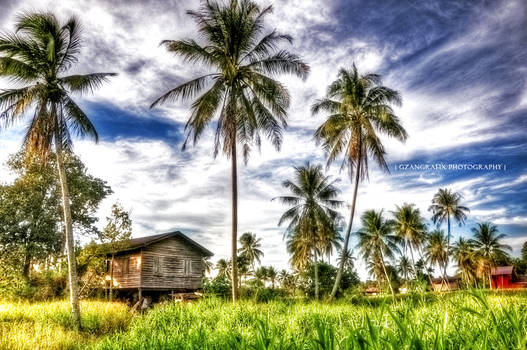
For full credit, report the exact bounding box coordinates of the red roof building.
[490,266,527,289]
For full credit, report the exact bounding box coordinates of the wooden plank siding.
[106,233,210,292]
[140,236,205,290]
[111,252,142,289]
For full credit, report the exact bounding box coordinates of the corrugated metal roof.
[104,231,213,257]
[490,266,514,275]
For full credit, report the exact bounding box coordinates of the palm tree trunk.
[408,241,417,279]
[314,251,319,301]
[109,254,114,301]
[231,139,239,303]
[380,250,395,299]
[55,135,81,328]
[329,149,361,300]
[445,214,451,290]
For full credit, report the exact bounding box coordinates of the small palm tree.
[429,188,469,280]
[150,0,309,302]
[203,257,214,275]
[238,232,264,271]
[275,163,343,300]
[392,203,426,278]
[451,237,477,286]
[337,248,356,271]
[267,266,278,288]
[216,259,230,279]
[425,229,449,286]
[470,222,511,288]
[313,64,408,299]
[356,210,400,297]
[397,256,413,283]
[0,13,115,327]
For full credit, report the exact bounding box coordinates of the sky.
[0,0,526,280]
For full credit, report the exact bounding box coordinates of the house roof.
[108,231,213,257]
[431,276,460,283]
[491,266,513,275]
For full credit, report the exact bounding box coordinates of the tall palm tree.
[470,222,511,288]
[451,237,477,286]
[238,232,264,271]
[392,203,426,278]
[356,210,400,297]
[425,229,449,286]
[151,0,308,303]
[275,163,343,300]
[429,188,469,281]
[0,13,115,328]
[313,65,407,299]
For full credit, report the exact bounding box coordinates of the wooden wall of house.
[111,252,142,289]
[140,236,205,290]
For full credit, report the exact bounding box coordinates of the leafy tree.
[312,64,408,299]
[299,261,360,299]
[238,232,264,271]
[275,163,343,300]
[522,241,527,262]
[0,12,115,327]
[429,188,469,283]
[469,222,511,288]
[98,202,132,301]
[356,210,399,297]
[151,0,308,302]
[0,152,111,280]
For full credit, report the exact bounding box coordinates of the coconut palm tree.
[392,203,426,278]
[451,237,477,286]
[470,222,511,288]
[337,248,355,271]
[267,266,278,288]
[356,210,400,297]
[203,257,214,275]
[425,229,449,286]
[216,259,230,279]
[312,65,408,299]
[275,163,343,300]
[0,13,115,328]
[429,188,469,280]
[150,0,308,302]
[238,232,264,271]
[397,256,413,283]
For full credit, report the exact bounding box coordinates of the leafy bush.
[204,276,231,298]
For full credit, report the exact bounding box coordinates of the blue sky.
[0,0,526,279]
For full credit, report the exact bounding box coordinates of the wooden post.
[138,288,142,301]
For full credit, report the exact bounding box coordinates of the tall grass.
[1,291,526,349]
[0,300,131,349]
[97,290,527,349]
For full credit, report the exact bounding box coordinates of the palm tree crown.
[0,12,116,157]
[238,232,264,269]
[425,229,449,278]
[470,222,511,266]
[275,163,343,270]
[151,0,309,159]
[429,188,469,240]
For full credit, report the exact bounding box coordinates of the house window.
[123,258,130,274]
[183,259,192,276]
[154,256,163,276]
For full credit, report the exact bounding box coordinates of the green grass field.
[1,291,527,349]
